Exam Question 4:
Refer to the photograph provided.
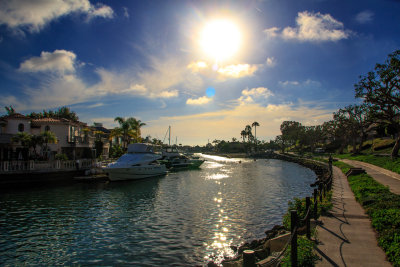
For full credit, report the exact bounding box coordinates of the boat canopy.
[127,143,154,153]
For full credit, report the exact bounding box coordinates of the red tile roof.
[31,117,87,127]
[0,113,30,120]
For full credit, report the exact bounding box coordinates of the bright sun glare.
[200,19,241,61]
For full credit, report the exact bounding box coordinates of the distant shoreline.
[200,152,248,158]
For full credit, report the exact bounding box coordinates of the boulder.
[263,233,291,253]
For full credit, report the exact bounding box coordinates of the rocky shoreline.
[206,153,329,267]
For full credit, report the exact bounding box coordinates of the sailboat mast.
[168,125,171,146]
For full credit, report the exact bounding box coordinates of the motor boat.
[105,143,167,181]
[161,147,205,170]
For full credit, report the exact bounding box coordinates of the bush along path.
[315,161,392,266]
[338,158,400,195]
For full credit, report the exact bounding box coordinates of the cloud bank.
[0,0,113,33]
[265,11,350,42]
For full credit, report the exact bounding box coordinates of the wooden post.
[306,196,311,239]
[291,210,298,267]
[314,189,318,220]
[243,250,256,267]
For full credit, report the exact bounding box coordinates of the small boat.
[161,147,205,170]
[104,143,167,181]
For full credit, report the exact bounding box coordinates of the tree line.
[273,50,400,159]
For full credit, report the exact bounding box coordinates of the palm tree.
[114,117,146,149]
[240,130,246,142]
[5,105,15,115]
[245,125,252,142]
[40,131,57,159]
[114,117,134,150]
[12,132,32,148]
[132,119,146,143]
[252,122,260,143]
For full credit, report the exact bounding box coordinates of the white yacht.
[105,143,167,181]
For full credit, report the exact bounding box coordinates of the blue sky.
[0,0,399,145]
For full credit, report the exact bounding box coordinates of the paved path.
[315,166,391,266]
[339,158,400,195]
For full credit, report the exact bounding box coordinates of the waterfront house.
[90,122,111,159]
[0,113,32,160]
[0,113,115,161]
[30,117,94,160]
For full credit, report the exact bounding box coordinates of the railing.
[0,159,96,173]
[244,159,333,267]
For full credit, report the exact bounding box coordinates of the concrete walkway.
[339,159,400,195]
[315,166,391,266]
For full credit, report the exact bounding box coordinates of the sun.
[200,19,241,62]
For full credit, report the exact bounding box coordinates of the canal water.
[0,155,316,266]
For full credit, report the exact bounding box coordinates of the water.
[0,155,316,266]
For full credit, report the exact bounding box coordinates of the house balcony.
[66,136,90,146]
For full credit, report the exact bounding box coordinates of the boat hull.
[105,165,167,181]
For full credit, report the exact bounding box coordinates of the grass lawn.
[334,153,400,175]
[333,161,400,266]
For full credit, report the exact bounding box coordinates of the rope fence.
[246,158,334,267]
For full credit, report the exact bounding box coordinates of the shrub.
[55,153,68,161]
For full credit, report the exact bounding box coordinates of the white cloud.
[86,4,113,21]
[129,84,148,94]
[279,79,321,87]
[87,103,104,108]
[217,64,258,78]
[187,61,208,72]
[186,96,212,105]
[355,10,373,24]
[263,27,280,38]
[279,80,300,86]
[238,87,273,104]
[2,51,187,111]
[156,90,179,98]
[266,57,276,67]
[0,0,113,33]
[265,11,349,42]
[123,7,129,18]
[19,50,77,73]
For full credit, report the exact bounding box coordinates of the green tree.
[55,106,79,121]
[132,119,146,143]
[252,121,260,150]
[40,131,57,159]
[244,125,252,142]
[12,132,32,148]
[240,130,246,142]
[280,121,303,151]
[355,50,400,158]
[113,117,145,149]
[5,106,15,115]
[334,104,373,154]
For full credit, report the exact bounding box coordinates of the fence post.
[4,161,9,172]
[243,250,256,267]
[314,188,318,220]
[306,196,311,239]
[291,210,298,267]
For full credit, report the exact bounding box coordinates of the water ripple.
[0,158,316,266]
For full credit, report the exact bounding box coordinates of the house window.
[18,123,24,132]
[45,125,50,132]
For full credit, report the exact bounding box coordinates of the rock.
[263,233,291,253]
[254,248,268,260]
[265,225,285,236]
[207,261,219,267]
[222,258,243,267]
